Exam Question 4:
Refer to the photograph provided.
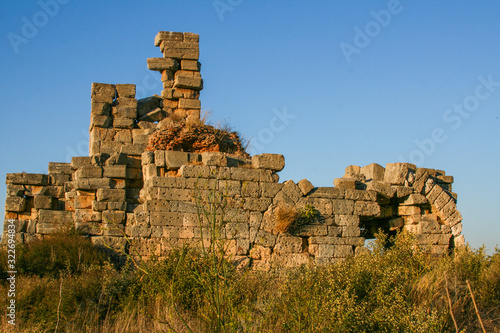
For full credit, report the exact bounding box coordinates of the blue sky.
[1,1,499,251]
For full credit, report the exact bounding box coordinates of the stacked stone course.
[3,31,465,270]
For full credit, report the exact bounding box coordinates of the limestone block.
[274,235,303,254]
[241,181,261,198]
[413,169,430,193]
[398,205,421,216]
[342,226,361,237]
[230,167,261,181]
[389,217,404,230]
[96,189,126,202]
[454,234,465,247]
[202,152,228,166]
[332,199,354,215]
[401,194,427,206]
[112,106,137,119]
[115,84,136,98]
[102,223,125,237]
[91,115,112,128]
[166,151,191,170]
[75,209,102,223]
[183,32,199,43]
[103,165,127,178]
[73,178,112,191]
[125,225,152,238]
[426,183,443,204]
[150,212,183,226]
[147,57,179,71]
[50,174,71,186]
[361,163,385,181]
[353,201,380,216]
[437,175,454,184]
[6,185,25,197]
[181,60,200,71]
[75,166,103,179]
[384,163,410,185]
[33,195,53,209]
[282,180,302,203]
[154,31,183,46]
[308,187,344,199]
[102,210,126,224]
[394,186,414,198]
[345,165,361,176]
[161,41,199,60]
[178,98,201,109]
[91,102,111,116]
[5,196,27,212]
[294,225,328,237]
[141,151,155,165]
[243,198,272,212]
[434,191,452,210]
[154,150,166,167]
[297,179,314,195]
[424,178,436,195]
[70,157,92,169]
[343,189,377,201]
[108,202,127,211]
[251,154,285,171]
[39,210,74,224]
[366,180,396,198]
[336,215,360,226]
[91,83,115,101]
[143,164,158,181]
[179,164,211,178]
[445,210,462,227]
[255,230,277,247]
[334,178,356,189]
[113,117,135,129]
[92,201,107,211]
[451,223,462,237]
[6,173,49,186]
[259,182,281,198]
[132,129,154,145]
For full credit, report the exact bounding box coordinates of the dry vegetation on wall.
[1,230,499,332]
[146,117,249,157]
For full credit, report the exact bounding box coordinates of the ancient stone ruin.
[3,31,465,270]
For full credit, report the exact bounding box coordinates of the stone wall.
[2,31,465,270]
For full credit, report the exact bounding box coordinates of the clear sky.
[1,1,498,251]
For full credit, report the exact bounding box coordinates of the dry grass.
[274,205,299,233]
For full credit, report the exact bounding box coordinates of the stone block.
[92,200,107,211]
[178,98,201,109]
[108,201,127,211]
[75,209,102,223]
[434,191,452,210]
[147,57,179,71]
[366,180,396,198]
[395,186,414,198]
[48,162,72,174]
[91,101,111,116]
[155,150,166,167]
[102,210,126,224]
[251,154,285,171]
[181,60,200,71]
[112,106,137,119]
[91,83,115,101]
[282,180,303,203]
[6,173,49,186]
[103,165,127,178]
[343,189,377,201]
[334,178,356,189]
[161,41,199,60]
[202,152,227,166]
[150,212,183,226]
[401,194,427,205]
[141,151,155,165]
[332,199,354,215]
[342,226,361,237]
[137,96,161,117]
[446,210,462,227]
[345,165,361,176]
[242,181,261,198]
[274,235,303,254]
[398,205,421,216]
[96,189,126,202]
[71,156,93,169]
[33,195,53,209]
[336,215,360,226]
[353,201,380,216]
[91,115,112,128]
[39,210,74,224]
[154,31,183,46]
[297,179,314,195]
[5,196,27,212]
[361,163,385,181]
[261,182,283,198]
[166,151,194,170]
[115,84,136,98]
[73,178,112,190]
[113,117,135,129]
[6,185,25,197]
[75,166,103,179]
[384,163,410,185]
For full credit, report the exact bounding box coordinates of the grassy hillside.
[1,229,499,332]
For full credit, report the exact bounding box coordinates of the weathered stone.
[137,96,161,117]
[394,186,414,198]
[116,84,136,98]
[103,165,127,178]
[297,179,314,195]
[33,195,53,209]
[251,154,285,171]
[398,205,421,216]
[39,210,74,224]
[162,41,200,60]
[75,166,103,179]
[334,178,356,189]
[113,117,135,129]
[6,173,49,185]
[434,191,452,210]
[178,98,201,109]
[48,162,72,174]
[230,167,261,181]
[384,163,410,185]
[165,151,190,170]
[332,199,354,215]
[5,196,27,212]
[202,152,227,166]
[366,180,396,198]
[361,163,385,181]
[401,194,427,206]
[181,59,200,71]
[353,201,380,216]
[147,57,179,71]
[96,189,126,202]
[344,165,361,176]
[71,156,92,169]
[102,210,126,224]
[389,217,404,230]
